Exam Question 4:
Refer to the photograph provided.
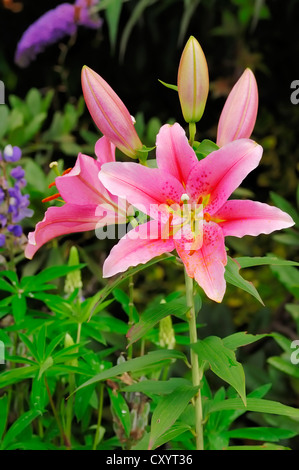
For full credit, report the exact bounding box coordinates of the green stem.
[184,269,204,450]
[127,276,134,360]
[44,376,70,448]
[65,324,82,444]
[189,122,196,147]
[93,384,104,450]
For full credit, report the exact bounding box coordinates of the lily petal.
[156,123,198,186]
[56,153,115,206]
[214,200,295,237]
[25,203,117,259]
[95,136,116,165]
[186,139,263,214]
[103,220,175,277]
[99,162,185,221]
[175,222,227,302]
[216,68,258,147]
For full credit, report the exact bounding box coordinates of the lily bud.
[177,36,209,123]
[216,68,258,147]
[81,66,143,159]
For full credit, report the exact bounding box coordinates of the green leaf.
[191,336,246,405]
[268,357,299,379]
[158,79,178,91]
[225,426,297,442]
[149,384,199,450]
[0,278,16,293]
[105,0,123,53]
[1,409,41,450]
[74,350,186,393]
[120,0,158,60]
[26,88,41,116]
[270,265,299,299]
[30,264,86,286]
[38,356,54,379]
[108,388,131,438]
[235,256,299,269]
[11,294,27,324]
[225,443,290,450]
[127,297,189,346]
[225,257,264,305]
[0,105,9,140]
[194,139,219,160]
[222,332,269,350]
[270,191,299,226]
[206,397,299,420]
[0,395,8,442]
[122,378,192,395]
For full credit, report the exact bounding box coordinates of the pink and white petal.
[214,200,295,237]
[175,222,227,303]
[156,123,198,186]
[95,136,116,165]
[25,203,115,259]
[186,139,263,214]
[56,153,113,205]
[99,162,185,221]
[103,220,175,277]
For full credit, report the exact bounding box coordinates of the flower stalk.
[184,268,204,451]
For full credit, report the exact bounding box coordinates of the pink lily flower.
[99,123,294,303]
[216,68,258,147]
[81,66,143,159]
[25,136,127,259]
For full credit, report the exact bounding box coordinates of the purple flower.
[2,145,22,163]
[10,166,25,180]
[0,215,7,228]
[75,0,102,29]
[15,1,102,68]
[7,224,23,237]
[8,186,33,223]
[0,188,5,204]
[0,234,6,247]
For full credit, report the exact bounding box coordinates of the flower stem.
[184,268,204,450]
[189,122,196,147]
[127,275,134,360]
[92,383,104,450]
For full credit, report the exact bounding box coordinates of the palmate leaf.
[1,409,41,450]
[191,336,246,405]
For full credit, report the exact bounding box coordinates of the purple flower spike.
[3,145,22,162]
[15,1,102,68]
[0,234,6,247]
[10,166,25,180]
[7,224,23,237]
[0,215,7,228]
[0,188,5,204]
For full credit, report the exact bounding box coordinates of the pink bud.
[216,68,258,147]
[81,66,143,159]
[177,36,209,123]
